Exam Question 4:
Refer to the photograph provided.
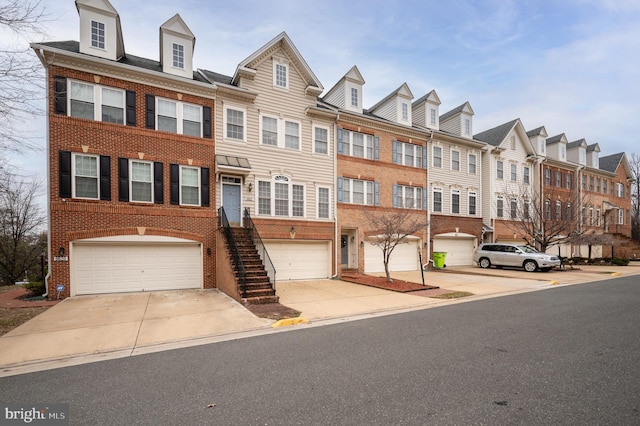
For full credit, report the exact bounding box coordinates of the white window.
[451,150,460,171]
[579,149,586,164]
[464,118,471,135]
[511,199,518,219]
[401,103,408,121]
[616,183,624,197]
[497,161,503,179]
[258,176,304,217]
[340,178,375,206]
[274,62,288,88]
[394,185,424,210]
[393,141,425,168]
[224,106,245,141]
[314,126,329,154]
[545,168,551,185]
[566,203,572,221]
[589,206,594,225]
[157,98,201,136]
[556,171,562,187]
[430,108,437,126]
[130,160,153,203]
[433,146,442,168]
[433,187,443,212]
[510,135,516,150]
[351,88,358,107]
[556,201,562,221]
[539,140,546,154]
[618,208,624,224]
[523,166,530,184]
[69,81,125,124]
[72,153,99,199]
[451,189,460,214]
[510,164,517,182]
[260,115,300,150]
[318,187,330,219]
[180,166,200,206]
[497,196,504,218]
[468,154,477,174]
[560,145,566,160]
[545,200,552,220]
[468,191,477,215]
[566,173,572,189]
[339,129,376,160]
[91,20,105,49]
[596,208,601,226]
[172,43,184,69]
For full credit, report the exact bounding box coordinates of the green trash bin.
[433,252,447,269]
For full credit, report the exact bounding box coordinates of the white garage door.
[72,242,202,295]
[432,236,476,266]
[364,239,420,273]
[264,241,331,280]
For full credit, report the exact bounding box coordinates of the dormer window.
[351,88,358,107]
[579,149,586,164]
[274,62,288,89]
[539,140,545,154]
[510,135,516,150]
[560,145,566,160]
[402,103,408,121]
[464,118,471,135]
[430,108,437,126]
[172,43,184,69]
[91,20,105,49]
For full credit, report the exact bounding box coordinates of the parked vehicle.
[472,243,561,272]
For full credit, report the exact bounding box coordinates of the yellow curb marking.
[548,280,560,285]
[610,272,622,277]
[271,317,309,328]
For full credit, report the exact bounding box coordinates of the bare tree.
[502,183,589,253]
[0,0,48,153]
[0,171,46,285]
[362,208,426,283]
[630,152,640,241]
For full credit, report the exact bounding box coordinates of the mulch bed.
[340,273,438,292]
[245,303,301,320]
[0,286,60,308]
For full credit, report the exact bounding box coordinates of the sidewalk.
[1,263,638,377]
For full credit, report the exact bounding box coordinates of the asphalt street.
[1,275,639,425]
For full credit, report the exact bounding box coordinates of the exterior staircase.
[228,227,278,305]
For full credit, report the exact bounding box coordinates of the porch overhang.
[216,155,251,175]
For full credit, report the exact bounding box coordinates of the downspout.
[41,49,51,299]
[332,117,339,278]
[425,130,434,266]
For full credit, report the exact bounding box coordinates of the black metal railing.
[243,208,276,291]
[219,207,247,298]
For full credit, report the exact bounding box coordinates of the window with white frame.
[451,189,460,214]
[510,135,516,150]
[511,199,518,219]
[314,126,329,154]
[556,171,562,187]
[603,179,607,194]
[496,196,504,218]
[511,164,517,182]
[468,191,477,215]
[589,177,594,191]
[596,178,601,193]
[566,203,572,221]
[545,199,551,220]
[157,98,201,136]
[524,199,530,219]
[172,43,184,69]
[73,153,99,199]
[284,121,300,149]
[433,187,443,212]
[393,141,425,168]
[394,185,424,210]
[274,62,288,88]
[91,20,105,49]
[130,160,153,203]
[523,166,530,184]
[430,108,437,126]
[464,118,471,135]
[589,206,594,225]
[338,129,377,160]
[433,146,442,168]
[616,183,623,197]
[497,161,504,179]
[544,168,551,185]
[224,106,245,141]
[566,173,572,189]
[451,150,460,171]
[69,81,125,124]
[539,139,545,154]
[582,175,587,190]
[596,208,601,226]
[468,154,477,174]
[560,145,566,160]
[258,176,304,217]
[339,177,375,206]
[351,88,358,107]
[618,208,624,224]
[556,201,562,221]
[180,166,200,206]
[317,187,330,219]
[401,103,408,121]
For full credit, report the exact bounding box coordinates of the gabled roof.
[567,139,587,149]
[322,65,364,102]
[412,89,441,107]
[546,133,568,145]
[599,152,633,179]
[439,101,474,121]
[526,126,547,138]
[369,82,413,112]
[473,118,520,146]
[587,143,601,153]
[232,31,323,95]
[160,14,195,48]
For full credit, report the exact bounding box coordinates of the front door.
[222,182,241,226]
[341,235,349,265]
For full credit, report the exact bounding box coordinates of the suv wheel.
[523,260,538,272]
[479,257,491,269]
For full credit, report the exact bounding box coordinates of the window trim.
[68,80,126,124]
[468,191,477,216]
[223,104,246,142]
[313,124,330,155]
[510,163,517,182]
[523,166,530,185]
[172,42,185,69]
[433,186,443,213]
[273,61,289,89]
[468,154,477,174]
[179,165,201,206]
[433,146,442,168]
[451,189,460,214]
[259,114,301,151]
[496,161,504,180]
[496,196,504,218]
[129,160,154,203]
[156,97,202,137]
[257,175,306,217]
[72,153,100,200]
[90,20,106,50]
[317,186,331,219]
[451,150,460,172]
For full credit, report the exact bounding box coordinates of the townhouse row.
[32,0,634,300]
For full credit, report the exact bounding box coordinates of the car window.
[518,245,538,253]
[504,246,517,253]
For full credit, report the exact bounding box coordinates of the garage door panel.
[264,241,330,280]
[365,241,419,273]
[72,243,201,295]
[432,238,475,266]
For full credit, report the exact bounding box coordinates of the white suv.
[473,243,561,272]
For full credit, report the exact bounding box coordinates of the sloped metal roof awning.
[216,155,251,175]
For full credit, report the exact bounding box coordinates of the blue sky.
[7,0,640,185]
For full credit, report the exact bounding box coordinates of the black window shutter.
[59,150,72,198]
[99,156,111,201]
[54,76,67,115]
[145,95,155,129]
[154,162,164,204]
[170,164,179,205]
[118,158,129,202]
[202,106,212,139]
[201,167,210,207]
[126,91,136,126]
